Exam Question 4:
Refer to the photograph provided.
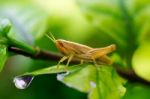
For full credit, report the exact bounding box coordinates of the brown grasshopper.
[46,33,116,67]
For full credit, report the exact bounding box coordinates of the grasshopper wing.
[87,44,116,59]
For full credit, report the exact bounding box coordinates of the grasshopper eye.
[56,40,65,47]
[110,44,116,51]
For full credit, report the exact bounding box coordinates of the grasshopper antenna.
[45,32,56,43]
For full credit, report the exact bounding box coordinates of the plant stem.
[7,37,37,55]
[8,46,79,64]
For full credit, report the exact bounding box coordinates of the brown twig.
[8,46,150,85]
[8,46,79,63]
[116,67,150,86]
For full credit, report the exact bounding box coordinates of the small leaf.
[14,64,85,89]
[57,65,96,92]
[0,45,7,72]
[58,65,126,99]
[0,18,11,37]
[3,6,48,45]
[123,83,150,99]
[132,42,150,81]
[22,64,85,76]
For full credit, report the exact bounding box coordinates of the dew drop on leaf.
[13,75,34,89]
[57,71,70,81]
[90,81,96,88]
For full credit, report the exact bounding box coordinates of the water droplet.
[57,71,70,81]
[13,75,34,89]
[90,81,96,88]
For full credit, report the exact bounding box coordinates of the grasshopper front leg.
[57,56,69,68]
[57,54,74,70]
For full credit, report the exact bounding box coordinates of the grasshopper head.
[55,39,70,55]
[110,44,116,51]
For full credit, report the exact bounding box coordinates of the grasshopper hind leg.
[80,60,84,64]
[92,57,99,67]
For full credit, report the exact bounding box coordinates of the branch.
[8,46,79,63]
[8,46,150,85]
[116,67,150,86]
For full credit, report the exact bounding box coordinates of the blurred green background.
[0,0,150,99]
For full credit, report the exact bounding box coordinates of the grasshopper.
[46,33,116,67]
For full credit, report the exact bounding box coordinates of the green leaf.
[123,83,150,99]
[19,64,126,99]
[22,64,85,76]
[0,18,11,37]
[132,42,150,81]
[0,45,7,72]
[58,65,126,99]
[2,5,48,45]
